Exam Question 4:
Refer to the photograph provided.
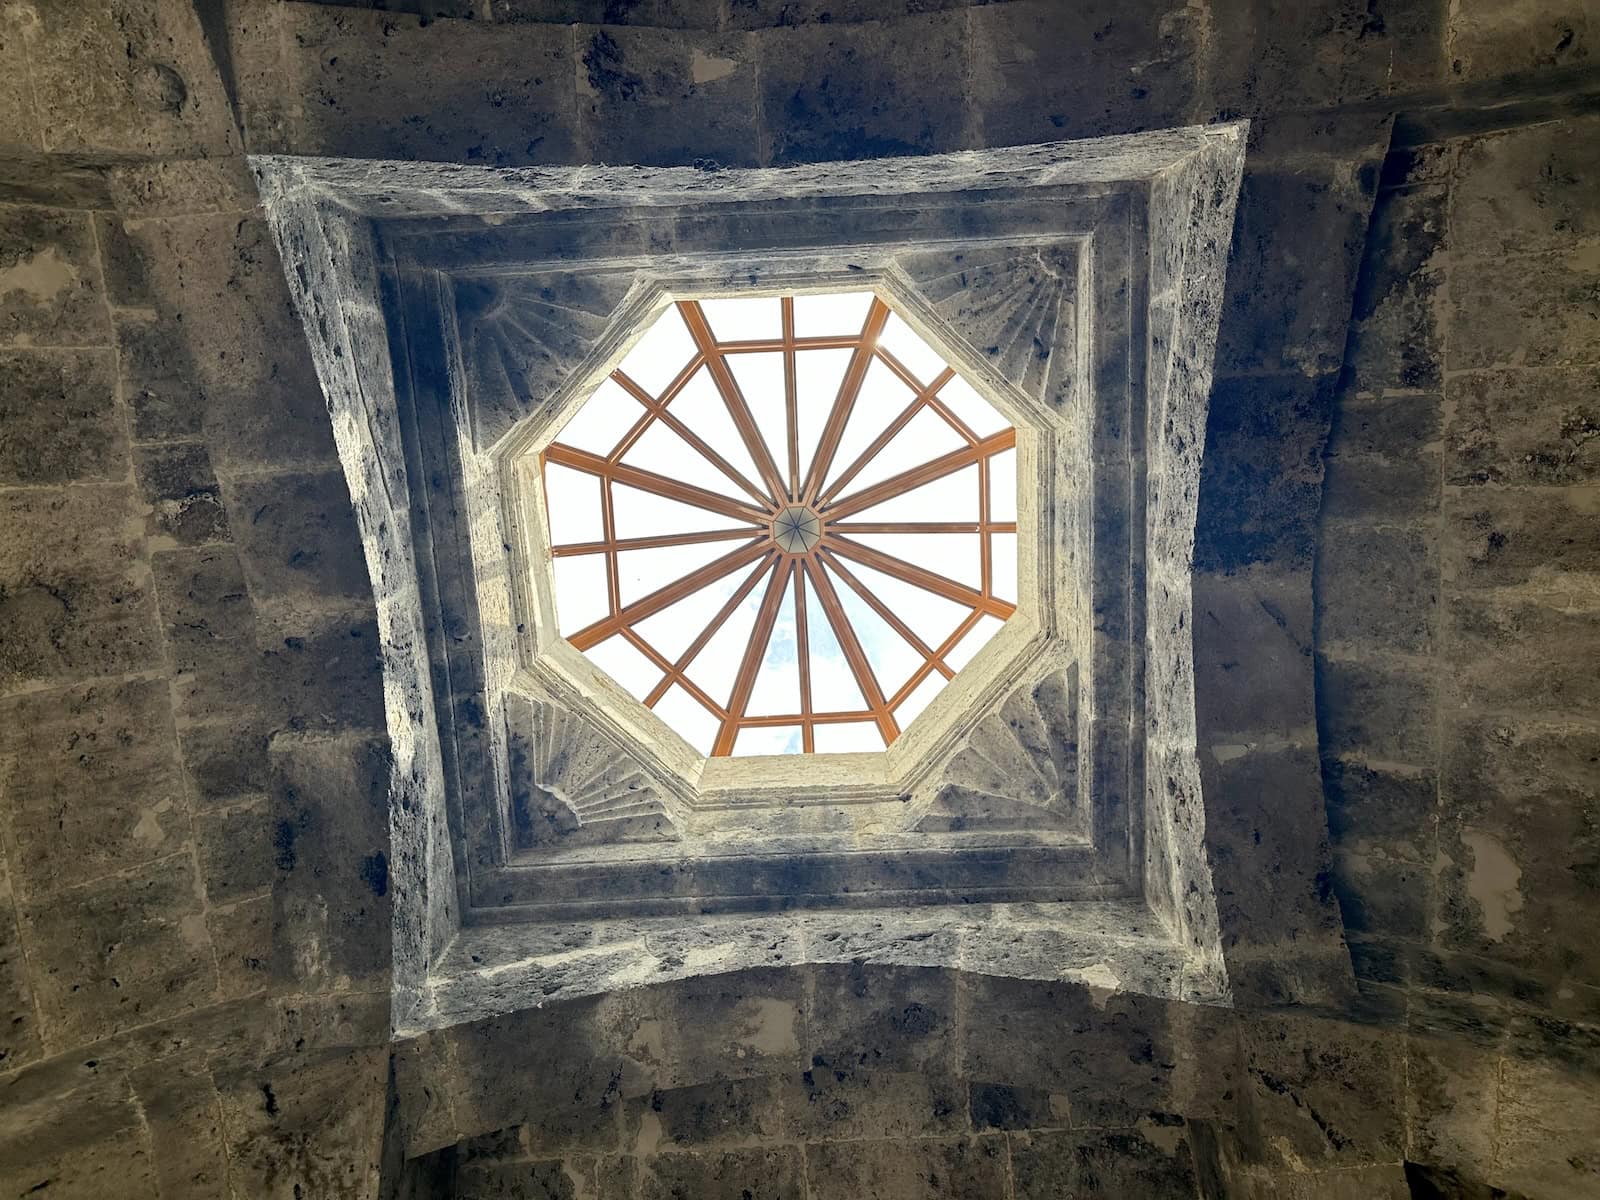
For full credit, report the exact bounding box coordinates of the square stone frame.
[252,124,1245,1023]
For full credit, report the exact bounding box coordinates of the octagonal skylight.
[538,291,1018,757]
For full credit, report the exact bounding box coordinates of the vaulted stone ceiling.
[0,1,1597,1198]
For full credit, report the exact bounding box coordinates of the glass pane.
[989,447,1018,522]
[878,311,948,386]
[553,377,640,457]
[823,358,913,492]
[586,635,661,700]
[610,482,745,540]
[936,373,1009,437]
[746,573,801,717]
[990,533,1018,605]
[826,562,921,699]
[845,463,980,525]
[633,567,751,664]
[667,366,767,498]
[793,290,873,338]
[653,685,721,755]
[836,406,965,499]
[848,533,982,591]
[725,352,788,477]
[794,348,853,472]
[733,725,803,756]
[551,554,609,636]
[700,296,781,343]
[622,418,750,500]
[804,580,867,714]
[894,672,947,728]
[684,561,773,704]
[543,463,603,546]
[617,540,746,607]
[833,559,969,651]
[945,615,1005,671]
[813,721,883,753]
[618,305,697,397]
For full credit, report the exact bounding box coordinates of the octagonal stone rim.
[494,269,1072,808]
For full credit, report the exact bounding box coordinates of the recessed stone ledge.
[402,899,1206,1039]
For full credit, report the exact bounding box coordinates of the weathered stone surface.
[1453,117,1600,257]
[1317,521,1437,654]
[1316,653,1437,763]
[0,205,109,347]
[0,856,43,1071]
[1442,483,1600,591]
[1193,566,1316,738]
[1447,0,1595,80]
[577,27,760,168]
[0,1068,158,1199]
[194,796,274,906]
[0,485,161,691]
[0,677,187,897]
[0,350,123,484]
[1444,595,1600,717]
[129,1056,232,1200]
[755,13,968,164]
[224,468,371,605]
[133,442,229,547]
[1011,1127,1200,1199]
[116,315,205,442]
[639,1145,805,1200]
[1446,368,1600,487]
[18,854,217,1047]
[1449,247,1600,371]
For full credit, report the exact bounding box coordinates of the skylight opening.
[540,291,1019,757]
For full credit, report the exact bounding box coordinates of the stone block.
[1327,390,1442,460]
[121,214,340,473]
[1442,483,1600,592]
[1433,717,1600,983]
[966,1082,1067,1132]
[1494,1054,1600,1198]
[210,893,272,1003]
[128,1056,231,1200]
[1194,373,1337,572]
[455,1157,599,1199]
[805,962,955,1075]
[1446,0,1596,80]
[755,13,968,165]
[0,676,187,898]
[1448,248,1600,371]
[724,0,968,26]
[627,970,806,1089]
[1011,1128,1200,1199]
[1315,653,1437,763]
[195,796,274,906]
[0,1069,158,1199]
[150,545,257,678]
[1321,756,1436,849]
[216,1046,387,1200]
[1446,367,1600,487]
[805,1136,1007,1200]
[1240,1014,1405,1169]
[0,10,41,155]
[1316,520,1437,654]
[0,859,43,1071]
[1345,186,1448,393]
[179,718,273,806]
[638,1146,805,1200]
[18,853,217,1047]
[788,1065,966,1141]
[0,485,162,691]
[134,442,230,546]
[19,0,234,157]
[0,205,110,347]
[0,350,123,484]
[223,468,371,605]
[1453,117,1600,257]
[116,315,204,442]
[240,4,579,165]
[577,27,760,168]
[967,0,1202,146]
[624,1077,789,1154]
[1331,839,1430,939]
[103,158,258,221]
[1320,450,1441,522]
[1445,594,1600,717]
[1192,566,1316,738]
[269,733,393,992]
[1215,164,1378,378]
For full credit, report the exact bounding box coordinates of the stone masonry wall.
[0,0,1598,1196]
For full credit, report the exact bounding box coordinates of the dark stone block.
[790,1065,965,1140]
[967,1082,1061,1132]
[134,442,230,546]
[225,468,371,604]
[195,797,274,906]
[756,13,968,165]
[1193,566,1316,739]
[1315,653,1437,763]
[1445,368,1600,486]
[1195,373,1337,573]
[1442,484,1600,591]
[209,893,271,1003]
[0,868,44,1072]
[455,1157,597,1199]
[1320,450,1441,522]
[1321,757,1436,848]
[496,0,722,27]
[128,1057,232,1200]
[638,1146,805,1200]
[1328,391,1443,460]
[806,962,956,1075]
[0,350,124,484]
[628,1077,789,1151]
[1316,520,1438,654]
[116,316,204,442]
[1444,595,1600,717]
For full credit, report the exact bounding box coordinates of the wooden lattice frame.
[541,295,1018,756]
